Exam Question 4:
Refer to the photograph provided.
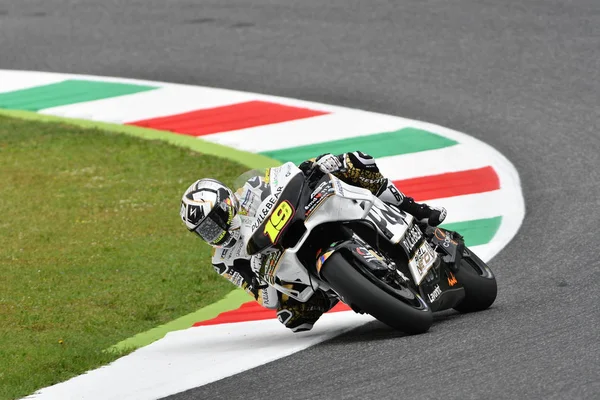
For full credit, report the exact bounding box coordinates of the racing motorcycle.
[239,162,497,334]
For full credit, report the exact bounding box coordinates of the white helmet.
[180,178,241,248]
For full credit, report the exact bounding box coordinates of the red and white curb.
[1,70,525,400]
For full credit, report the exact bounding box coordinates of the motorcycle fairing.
[429,227,465,270]
[241,164,446,303]
[412,228,466,310]
[246,170,306,255]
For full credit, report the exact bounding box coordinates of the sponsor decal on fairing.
[427,284,442,302]
[251,186,284,231]
[304,181,335,217]
[316,250,335,273]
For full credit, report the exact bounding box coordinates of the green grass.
[0,115,252,400]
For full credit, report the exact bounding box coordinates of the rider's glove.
[246,276,265,300]
[315,154,343,174]
[241,279,258,300]
[425,206,447,227]
[250,253,263,275]
[245,257,268,301]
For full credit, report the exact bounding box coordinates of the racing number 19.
[264,201,294,243]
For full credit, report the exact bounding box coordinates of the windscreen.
[233,169,264,192]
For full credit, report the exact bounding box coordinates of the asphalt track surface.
[2,1,599,399]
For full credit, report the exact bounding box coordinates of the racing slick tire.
[320,252,433,334]
[453,247,497,313]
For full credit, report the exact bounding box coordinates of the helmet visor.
[195,214,227,244]
[194,198,237,246]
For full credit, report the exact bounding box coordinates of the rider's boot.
[377,180,447,227]
[276,285,336,333]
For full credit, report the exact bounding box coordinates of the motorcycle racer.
[180,151,447,332]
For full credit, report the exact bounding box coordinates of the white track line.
[200,110,403,152]
[24,312,375,400]
[376,144,490,181]
[426,191,504,223]
[0,70,65,93]
[39,86,256,124]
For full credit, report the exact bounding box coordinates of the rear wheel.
[320,252,432,334]
[453,247,497,313]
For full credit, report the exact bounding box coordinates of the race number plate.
[408,241,437,285]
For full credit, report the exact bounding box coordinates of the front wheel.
[320,252,433,334]
[453,247,497,313]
